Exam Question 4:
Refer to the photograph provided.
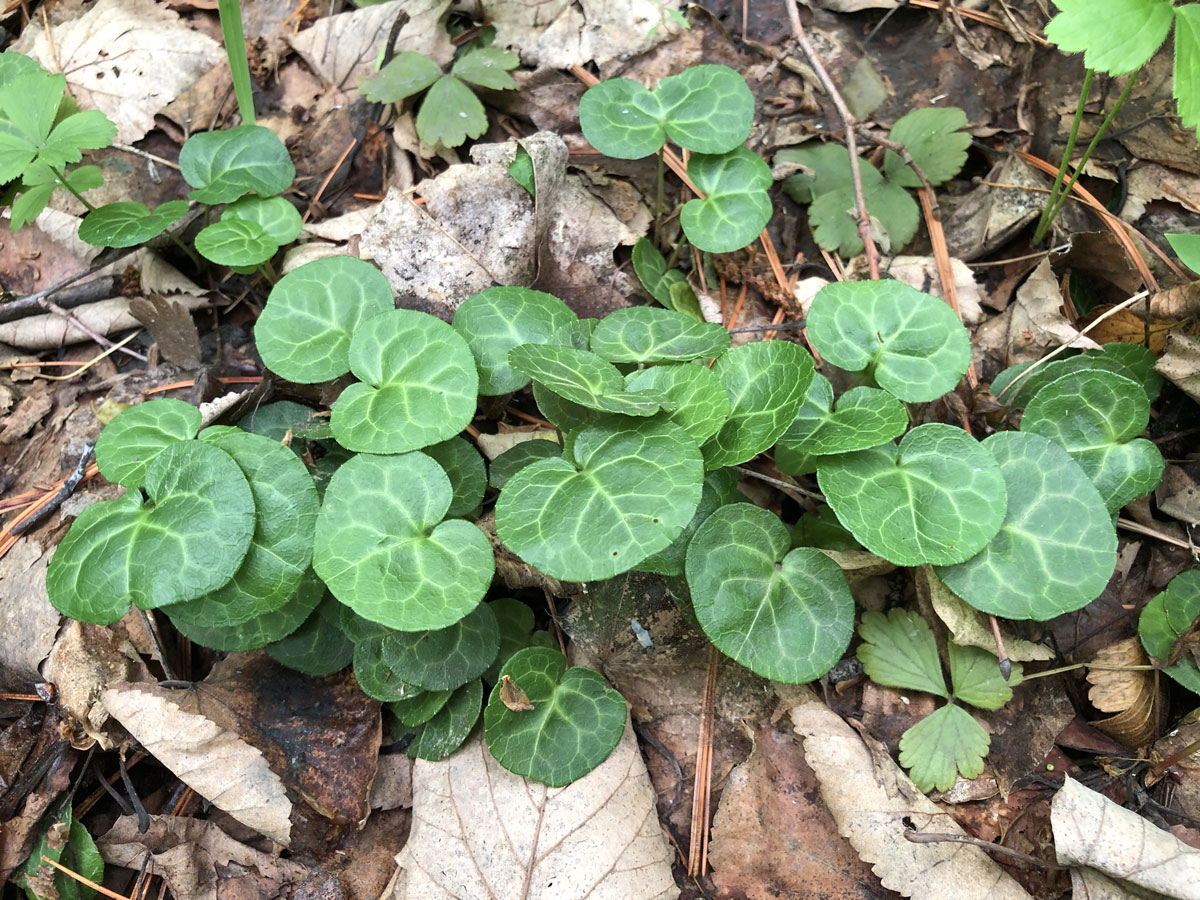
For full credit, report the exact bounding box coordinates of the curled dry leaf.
[1085,637,1163,749]
[0,539,66,686]
[1155,333,1200,405]
[499,674,535,711]
[0,295,208,351]
[1006,258,1101,365]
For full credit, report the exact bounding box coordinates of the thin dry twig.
[687,645,720,877]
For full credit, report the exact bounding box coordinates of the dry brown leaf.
[1070,867,1168,899]
[102,683,293,845]
[129,294,202,369]
[1083,307,1171,353]
[0,295,208,351]
[1155,332,1200,404]
[1086,638,1163,748]
[1006,258,1102,365]
[0,539,64,688]
[1052,776,1200,898]
[1156,465,1200,527]
[847,255,984,325]
[791,700,1035,900]
[944,156,1046,262]
[385,723,675,899]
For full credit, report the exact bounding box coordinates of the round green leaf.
[408,678,483,760]
[681,148,773,253]
[638,468,740,576]
[390,689,452,727]
[47,441,255,623]
[508,343,663,416]
[807,280,971,403]
[195,218,278,267]
[686,503,855,683]
[701,340,814,469]
[424,437,486,518]
[354,636,423,702]
[488,439,562,489]
[1139,571,1200,694]
[168,568,325,652]
[380,602,498,690]
[778,374,908,456]
[1021,369,1164,513]
[94,398,200,488]
[495,420,703,581]
[222,195,302,245]
[484,647,626,786]
[255,256,394,384]
[935,432,1117,620]
[415,75,487,148]
[77,200,188,248]
[313,452,495,631]
[266,594,355,676]
[817,423,1007,566]
[625,363,731,444]
[631,237,687,307]
[451,286,578,395]
[993,343,1163,408]
[361,51,443,103]
[330,308,478,453]
[484,597,540,684]
[589,307,730,364]
[179,124,295,204]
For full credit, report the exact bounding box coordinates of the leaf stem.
[51,167,95,212]
[258,259,278,283]
[1021,661,1158,681]
[165,229,202,269]
[218,0,256,126]
[654,148,665,250]
[1033,68,1093,245]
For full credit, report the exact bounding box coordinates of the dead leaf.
[1156,465,1200,527]
[1082,307,1170,354]
[1052,776,1200,898]
[129,294,202,369]
[791,700,1035,900]
[499,674,535,711]
[0,538,64,688]
[0,388,52,444]
[944,156,1045,262]
[369,754,413,812]
[0,740,74,884]
[0,294,208,351]
[1086,638,1163,748]
[1155,332,1200,405]
[13,0,223,143]
[102,682,294,845]
[1006,258,1102,365]
[1070,867,1166,900]
[385,722,676,899]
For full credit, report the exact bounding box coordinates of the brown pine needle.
[39,856,132,900]
[687,644,720,877]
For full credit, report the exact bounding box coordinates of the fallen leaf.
[1082,306,1170,354]
[916,566,1054,662]
[129,294,202,369]
[1155,332,1200,405]
[944,156,1045,262]
[0,740,74,884]
[0,295,208,351]
[0,388,52,444]
[1070,866,1161,899]
[1006,258,1101,365]
[848,255,984,325]
[385,722,676,899]
[1156,464,1200,526]
[1086,638,1163,748]
[0,538,64,688]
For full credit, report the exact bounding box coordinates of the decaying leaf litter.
[1,0,1200,898]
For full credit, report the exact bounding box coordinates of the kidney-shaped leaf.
[509,344,663,417]
[179,124,295,204]
[1021,369,1164,513]
[47,441,255,623]
[495,420,703,581]
[354,637,423,702]
[255,256,394,384]
[94,398,200,488]
[484,647,626,786]
[590,306,729,364]
[195,218,278,267]
[681,148,773,253]
[78,200,189,248]
[807,279,971,402]
[313,452,494,631]
[625,363,731,444]
[488,439,562,490]
[424,437,487,518]
[330,308,478,453]
[818,423,1007,566]
[381,602,498,691]
[222,195,302,245]
[778,373,908,456]
[168,568,324,652]
[935,431,1117,621]
[637,468,740,576]
[1139,570,1200,694]
[994,342,1163,408]
[686,503,855,683]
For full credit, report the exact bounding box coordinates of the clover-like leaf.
[47,441,255,623]
[625,363,731,444]
[78,200,188,248]
[255,256,394,384]
[390,689,453,727]
[899,703,989,793]
[631,237,689,307]
[590,306,729,364]
[934,432,1117,621]
[638,468,740,576]
[168,569,325,652]
[484,647,626,786]
[883,106,970,187]
[578,64,754,159]
[451,46,519,90]
[686,503,855,683]
[818,423,1007,566]
[1138,570,1200,694]
[195,218,278,267]
[94,398,200,488]
[807,279,971,403]
[266,595,355,677]
[330,308,478,454]
[1044,0,1173,75]
[495,420,703,581]
[361,51,443,103]
[379,602,498,691]
[408,678,483,760]
[355,636,423,702]
[681,148,773,253]
[508,344,664,416]
[0,68,115,182]
[415,75,487,148]
[179,124,294,204]
[947,641,1021,710]
[856,608,948,698]
[488,439,562,489]
[993,343,1163,407]
[314,452,495,631]
[701,339,814,469]
[424,437,486,518]
[222,195,302,245]
[1021,369,1164,513]
[778,374,908,457]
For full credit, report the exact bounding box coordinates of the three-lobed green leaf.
[856,608,948,697]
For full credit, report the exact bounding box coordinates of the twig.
[542,587,567,656]
[1118,518,1196,554]
[903,831,1054,868]
[988,615,1012,680]
[736,465,823,501]
[39,857,132,900]
[111,143,181,172]
[729,320,807,333]
[687,645,719,877]
[302,138,357,223]
[11,442,94,536]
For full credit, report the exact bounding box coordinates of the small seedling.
[1139,569,1200,694]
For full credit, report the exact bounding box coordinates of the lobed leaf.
[451,47,519,91]
[78,200,188,248]
[179,124,294,204]
[361,51,443,103]
[898,703,989,793]
[94,398,200,488]
[590,306,729,364]
[681,148,773,253]
[1044,0,1173,74]
[415,75,487,148]
[883,107,970,187]
[777,374,908,457]
[947,641,1021,710]
[856,608,948,698]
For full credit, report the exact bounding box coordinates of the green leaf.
[638,468,740,576]
[1168,232,1200,274]
[361,51,443,103]
[631,237,688,306]
[994,343,1164,407]
[222,195,302,245]
[1174,7,1200,129]
[1138,570,1200,694]
[778,374,908,456]
[508,344,664,416]
[9,180,55,229]
[508,145,535,195]
[330,308,478,454]
[883,107,970,187]
[390,689,453,726]
[452,286,578,395]
[1044,0,1173,74]
[337,604,392,643]
[934,432,1117,621]
[488,439,562,489]
[237,400,323,454]
[266,594,355,676]
[195,218,278,267]
[532,380,603,432]
[856,608,948,697]
[806,279,971,403]
[667,280,704,322]
[314,452,495,631]
[16,805,103,900]
[578,65,754,159]
[255,256,394,384]
[179,124,294,204]
[408,678,483,760]
[40,109,116,169]
[681,148,773,253]
[451,46,519,90]
[791,505,859,551]
[77,200,188,248]
[380,602,498,690]
[0,70,61,181]
[484,597,540,683]
[47,441,255,623]
[0,52,41,89]
[701,339,814,469]
[625,363,731,444]
[590,306,729,363]
[948,641,1021,710]
[94,398,200,488]
[169,570,324,651]
[686,503,855,683]
[484,647,626,786]
[415,75,487,148]
[355,636,423,702]
[899,703,989,792]
[424,437,486,518]
[1021,369,1164,513]
[495,420,703,581]
[818,423,1007,566]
